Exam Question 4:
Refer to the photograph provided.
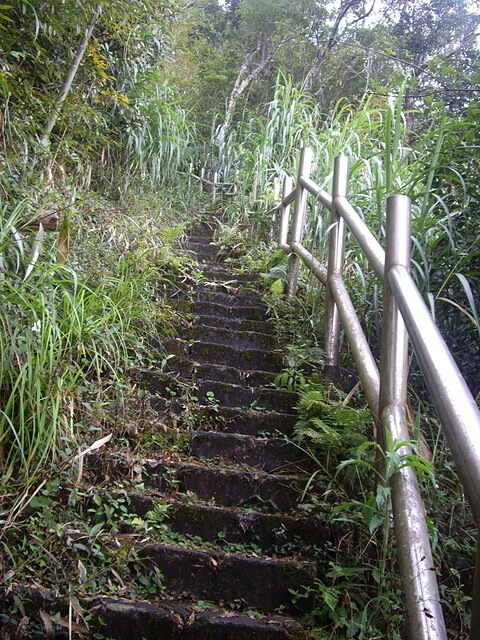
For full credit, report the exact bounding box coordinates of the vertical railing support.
[287,147,312,298]
[212,171,218,202]
[381,195,447,640]
[324,155,349,365]
[279,176,292,250]
[200,167,205,193]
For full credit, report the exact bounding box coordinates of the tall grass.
[216,78,479,374]
[100,79,196,193]
[220,81,479,638]
[0,188,187,484]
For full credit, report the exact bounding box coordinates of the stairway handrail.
[276,147,480,640]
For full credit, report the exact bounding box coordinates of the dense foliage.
[0,0,479,637]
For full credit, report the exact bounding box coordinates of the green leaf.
[89,522,104,536]
[29,495,53,509]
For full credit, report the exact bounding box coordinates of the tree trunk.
[213,39,287,150]
[39,4,101,147]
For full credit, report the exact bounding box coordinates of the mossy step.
[137,543,316,614]
[195,363,276,387]
[193,290,266,308]
[170,289,265,309]
[144,461,314,512]
[192,301,268,322]
[194,282,259,297]
[185,241,221,253]
[141,366,289,405]
[94,597,307,639]
[155,358,276,388]
[197,380,297,413]
[190,432,311,473]
[145,361,276,390]
[190,326,275,352]
[195,314,272,334]
[200,266,259,283]
[179,406,298,437]
[191,342,283,372]
[130,496,330,557]
[185,236,216,246]
[188,221,215,234]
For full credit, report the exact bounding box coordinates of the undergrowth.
[222,232,477,638]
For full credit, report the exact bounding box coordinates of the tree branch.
[39,3,101,147]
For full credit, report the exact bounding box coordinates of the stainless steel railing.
[276,147,480,640]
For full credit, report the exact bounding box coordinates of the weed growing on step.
[0,479,171,636]
[256,259,476,636]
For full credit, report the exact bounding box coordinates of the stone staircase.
[15,221,337,639]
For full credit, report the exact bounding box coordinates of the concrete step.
[143,461,313,512]
[93,599,307,639]
[2,588,308,640]
[129,496,329,557]
[191,342,283,372]
[200,265,259,283]
[152,357,276,388]
[192,301,268,322]
[196,379,296,413]
[195,363,276,387]
[196,314,272,334]
[141,370,292,412]
[190,432,311,473]
[193,289,265,308]
[180,406,298,437]
[137,543,317,614]
[190,325,273,351]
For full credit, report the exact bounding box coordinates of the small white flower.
[31,320,41,333]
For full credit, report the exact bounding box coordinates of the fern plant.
[293,385,372,453]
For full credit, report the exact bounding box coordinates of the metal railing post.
[279,176,292,251]
[200,167,205,193]
[212,171,218,202]
[287,148,313,298]
[324,155,348,365]
[381,195,447,640]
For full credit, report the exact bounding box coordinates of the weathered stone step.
[188,221,215,236]
[196,314,272,334]
[190,325,274,351]
[159,338,283,374]
[129,496,329,557]
[154,358,276,388]
[191,342,283,372]
[200,265,259,283]
[195,363,276,387]
[194,282,258,297]
[137,543,316,614]
[193,289,265,308]
[93,598,306,639]
[186,235,215,245]
[184,242,222,263]
[170,288,265,309]
[182,406,298,436]
[186,240,221,252]
[144,461,312,512]
[192,301,268,321]
[197,380,296,413]
[190,432,311,473]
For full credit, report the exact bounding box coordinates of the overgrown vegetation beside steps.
[0,202,476,638]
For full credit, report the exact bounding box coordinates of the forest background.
[0,0,479,636]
